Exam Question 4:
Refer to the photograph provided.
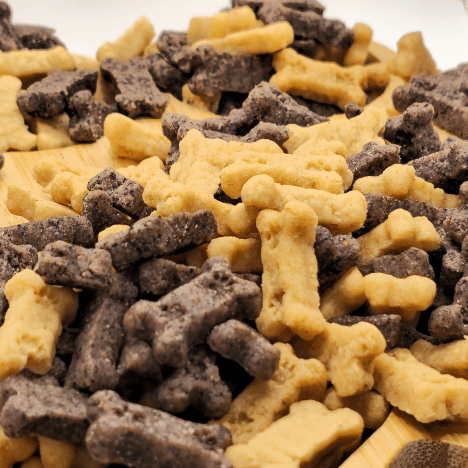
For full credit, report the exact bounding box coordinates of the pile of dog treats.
[1,0,468,467]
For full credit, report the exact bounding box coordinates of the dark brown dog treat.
[65,272,138,393]
[0,382,89,445]
[257,0,353,49]
[443,207,468,244]
[358,247,435,280]
[0,215,94,250]
[139,257,200,296]
[314,226,362,292]
[428,276,468,341]
[86,390,232,468]
[440,249,465,291]
[33,240,113,289]
[0,2,20,52]
[96,210,217,271]
[0,152,4,169]
[100,56,169,118]
[82,190,133,234]
[87,166,127,192]
[459,181,468,206]
[145,52,187,100]
[68,90,112,143]
[157,30,197,74]
[383,103,441,163]
[13,24,64,50]
[346,142,401,184]
[155,346,232,418]
[232,0,325,15]
[392,63,468,139]
[291,95,342,117]
[290,37,318,58]
[207,319,280,380]
[395,325,441,349]
[387,439,468,468]
[20,355,67,385]
[17,69,98,118]
[328,315,401,350]
[188,46,273,96]
[55,326,79,358]
[124,257,262,368]
[344,101,364,119]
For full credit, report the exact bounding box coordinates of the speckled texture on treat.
[157,30,196,73]
[145,52,187,100]
[124,257,262,368]
[17,69,98,118]
[13,23,64,50]
[344,101,364,119]
[0,1,19,51]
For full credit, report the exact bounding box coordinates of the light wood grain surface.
[3,139,468,468]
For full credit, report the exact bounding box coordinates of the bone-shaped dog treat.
[124,257,261,368]
[85,389,232,468]
[17,69,98,118]
[145,52,187,100]
[157,31,197,73]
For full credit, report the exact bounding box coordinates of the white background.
[8,0,468,71]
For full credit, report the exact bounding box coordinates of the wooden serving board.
[2,139,468,468]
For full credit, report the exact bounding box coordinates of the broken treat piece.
[208,319,281,380]
[96,210,218,271]
[157,30,196,73]
[86,390,232,468]
[188,46,273,96]
[392,63,468,139]
[0,381,88,445]
[145,52,187,100]
[388,440,468,468]
[344,101,363,119]
[383,102,441,163]
[124,257,261,368]
[17,69,98,118]
[100,56,169,118]
[65,272,138,393]
[154,345,232,418]
[0,216,95,250]
[33,240,113,290]
[67,90,112,143]
[139,258,200,296]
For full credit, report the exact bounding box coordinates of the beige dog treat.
[364,273,436,321]
[30,114,73,151]
[215,342,327,445]
[226,203,261,239]
[366,74,406,118]
[373,348,468,423]
[270,48,389,110]
[70,448,107,468]
[225,400,363,468]
[0,269,79,378]
[368,40,397,64]
[187,6,257,43]
[294,322,386,397]
[118,156,165,186]
[38,437,75,468]
[96,17,155,62]
[357,209,440,259]
[206,237,262,274]
[388,31,438,80]
[191,21,294,55]
[0,46,75,78]
[97,224,131,242]
[181,85,221,113]
[255,201,324,341]
[7,185,78,222]
[284,106,387,155]
[0,427,37,468]
[411,338,468,380]
[241,174,367,235]
[323,387,390,430]
[343,23,373,66]
[0,75,37,152]
[45,172,90,214]
[220,160,344,199]
[320,267,366,320]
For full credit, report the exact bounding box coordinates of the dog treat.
[100,56,169,118]
[157,30,197,73]
[0,382,88,445]
[17,69,98,119]
[393,63,468,139]
[154,345,232,418]
[383,102,441,163]
[439,249,465,290]
[96,209,217,270]
[344,101,363,119]
[373,348,468,423]
[37,437,76,468]
[86,389,232,468]
[0,426,37,468]
[443,207,468,244]
[65,272,138,392]
[0,215,95,250]
[144,52,186,100]
[208,319,280,380]
[96,17,155,62]
[216,342,327,444]
[139,257,200,296]
[13,24,63,51]
[124,257,261,367]
[387,440,468,468]
[225,400,363,468]
[0,2,19,51]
